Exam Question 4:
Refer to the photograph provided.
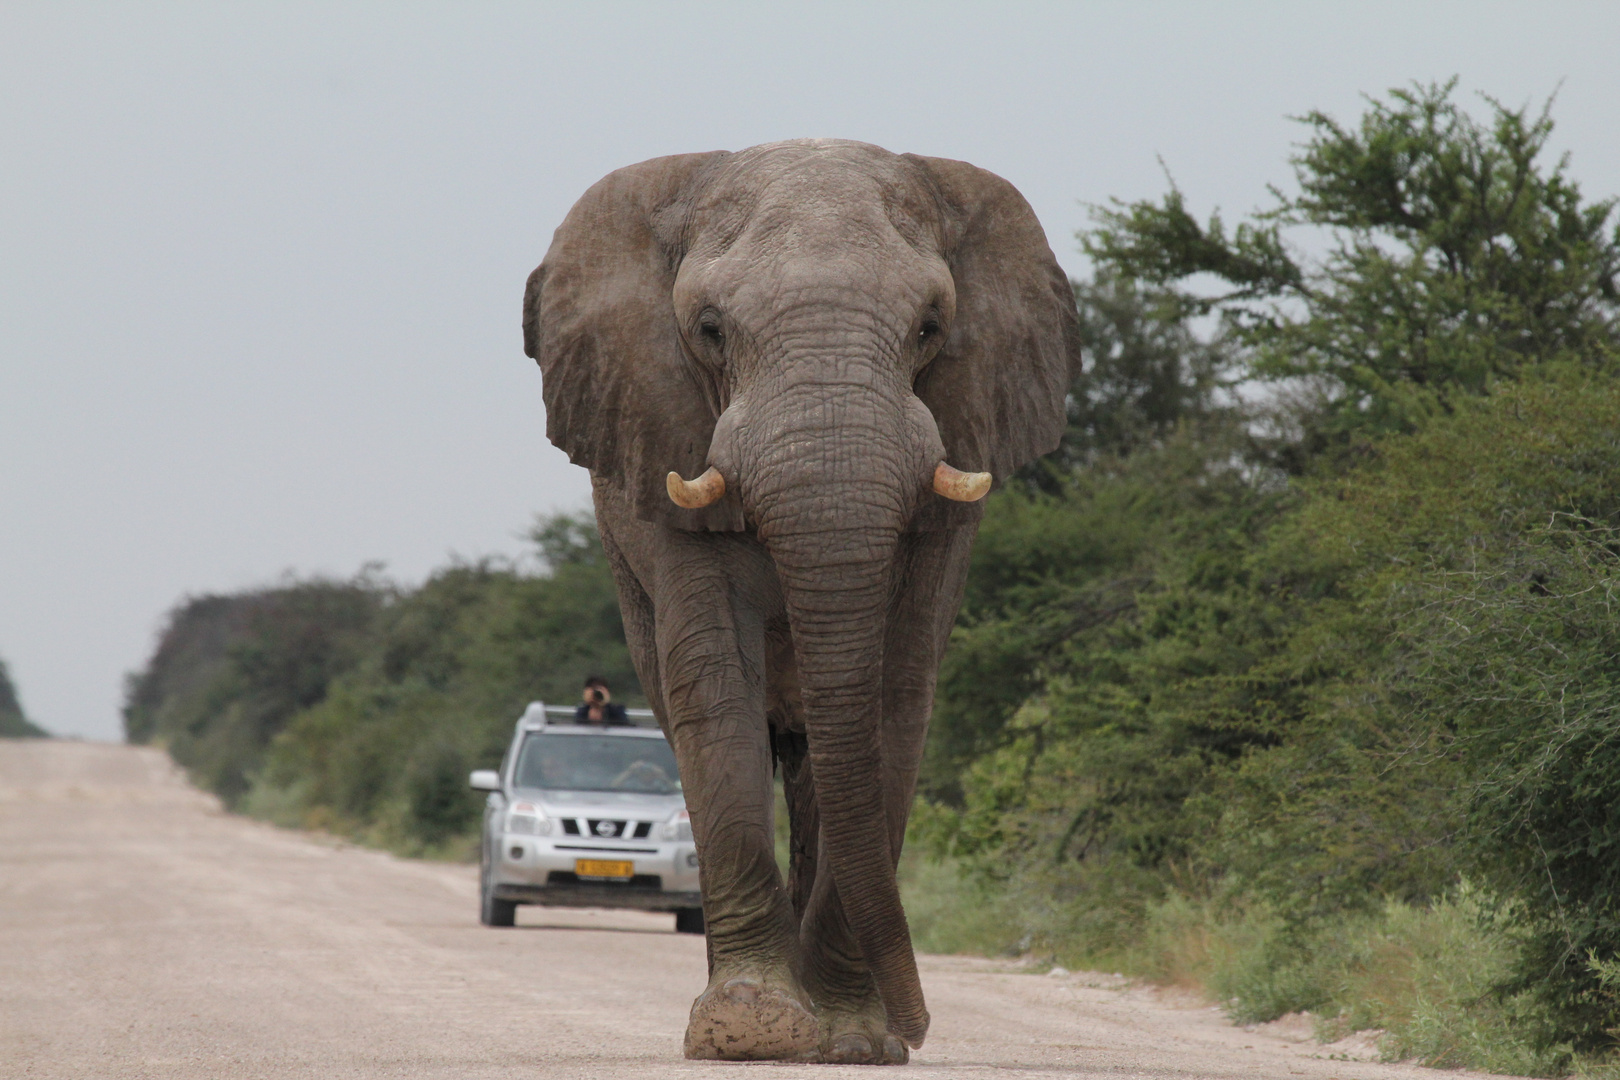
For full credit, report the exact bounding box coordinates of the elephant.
[521,139,1080,1063]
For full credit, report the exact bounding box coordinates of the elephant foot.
[818,1004,910,1065]
[683,976,821,1061]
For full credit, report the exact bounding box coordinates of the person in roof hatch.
[574,674,630,726]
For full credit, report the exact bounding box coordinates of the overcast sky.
[5,2,1619,740]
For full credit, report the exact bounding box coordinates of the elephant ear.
[904,154,1082,484]
[524,151,743,530]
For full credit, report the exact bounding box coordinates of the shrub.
[0,656,46,738]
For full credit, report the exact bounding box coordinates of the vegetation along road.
[0,739,1518,1080]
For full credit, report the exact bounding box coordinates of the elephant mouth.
[665,461,989,509]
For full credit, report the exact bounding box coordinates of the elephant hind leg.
[773,725,819,924]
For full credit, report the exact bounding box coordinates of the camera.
[588,689,606,704]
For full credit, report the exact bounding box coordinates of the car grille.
[558,818,653,839]
[554,844,658,854]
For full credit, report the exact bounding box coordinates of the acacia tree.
[1044,274,1234,472]
[1085,80,1620,453]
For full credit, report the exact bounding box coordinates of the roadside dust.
[0,741,1519,1079]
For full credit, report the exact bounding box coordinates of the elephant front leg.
[653,555,820,1062]
[683,827,817,1061]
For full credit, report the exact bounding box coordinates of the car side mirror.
[468,769,502,792]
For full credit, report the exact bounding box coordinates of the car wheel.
[480,846,517,927]
[674,907,705,935]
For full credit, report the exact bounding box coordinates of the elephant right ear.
[524,151,741,530]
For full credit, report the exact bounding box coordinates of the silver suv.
[469,703,703,932]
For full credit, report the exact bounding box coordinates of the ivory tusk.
[666,466,726,509]
[932,462,992,502]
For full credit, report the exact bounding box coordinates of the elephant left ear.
[903,155,1082,483]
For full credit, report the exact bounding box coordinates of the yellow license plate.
[575,859,634,879]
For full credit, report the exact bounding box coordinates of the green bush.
[122,578,383,805]
[911,375,1620,1069]
[1239,373,1620,1054]
[1326,891,1550,1073]
[0,656,46,738]
[405,740,478,845]
[124,512,639,851]
[1400,520,1620,1053]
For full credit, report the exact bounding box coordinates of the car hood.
[514,787,686,816]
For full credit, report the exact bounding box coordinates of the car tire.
[674,907,705,935]
[480,848,517,928]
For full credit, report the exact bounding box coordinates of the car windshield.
[514,732,681,795]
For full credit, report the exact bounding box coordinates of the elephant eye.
[918,317,941,343]
[698,311,724,344]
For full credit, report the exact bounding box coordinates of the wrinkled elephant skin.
[522,140,1081,1062]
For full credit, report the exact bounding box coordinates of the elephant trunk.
[779,539,928,1047]
[744,380,937,1048]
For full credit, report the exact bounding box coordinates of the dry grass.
[896,857,1613,1077]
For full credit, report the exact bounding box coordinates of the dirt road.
[0,741,1512,1079]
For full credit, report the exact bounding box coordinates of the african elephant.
[522,140,1080,1063]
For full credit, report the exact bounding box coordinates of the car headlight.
[506,802,552,836]
[658,808,692,842]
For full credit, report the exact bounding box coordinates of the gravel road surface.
[0,740,1516,1079]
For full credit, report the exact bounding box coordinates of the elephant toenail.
[830,1033,874,1062]
[882,1035,908,1063]
[721,978,760,1004]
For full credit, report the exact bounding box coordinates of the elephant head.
[524,140,1079,1047]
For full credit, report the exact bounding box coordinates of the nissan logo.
[594,820,617,837]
